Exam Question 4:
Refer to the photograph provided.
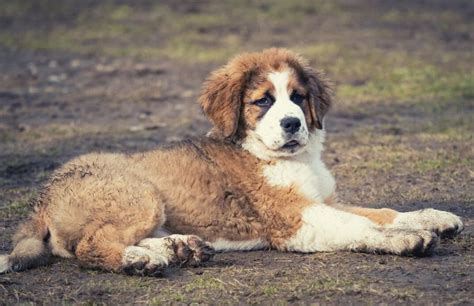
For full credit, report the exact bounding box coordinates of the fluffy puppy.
[0,48,463,275]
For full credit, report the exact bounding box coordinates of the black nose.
[280,117,301,134]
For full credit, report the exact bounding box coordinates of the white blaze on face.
[252,69,309,153]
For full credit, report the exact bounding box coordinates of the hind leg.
[75,224,130,272]
[71,179,214,274]
[75,196,164,273]
[62,167,168,273]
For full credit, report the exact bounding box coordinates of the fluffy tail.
[0,213,51,274]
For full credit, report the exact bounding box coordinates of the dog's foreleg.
[283,204,438,256]
[332,205,464,239]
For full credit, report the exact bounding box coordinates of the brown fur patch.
[136,139,312,249]
[335,205,399,226]
[248,80,274,101]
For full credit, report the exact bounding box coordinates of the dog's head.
[199,48,332,159]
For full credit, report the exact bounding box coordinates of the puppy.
[0,48,463,275]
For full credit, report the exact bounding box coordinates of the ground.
[0,0,473,304]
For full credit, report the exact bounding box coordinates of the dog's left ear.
[302,65,333,130]
[199,64,249,140]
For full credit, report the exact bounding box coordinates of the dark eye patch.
[254,96,271,107]
[253,92,275,108]
[290,91,305,105]
[249,92,275,120]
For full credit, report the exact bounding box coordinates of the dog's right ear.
[199,64,249,140]
[305,67,333,130]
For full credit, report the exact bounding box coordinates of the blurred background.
[0,0,473,304]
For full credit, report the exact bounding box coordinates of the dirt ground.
[0,0,473,304]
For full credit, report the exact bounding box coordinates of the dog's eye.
[254,96,272,107]
[290,92,305,105]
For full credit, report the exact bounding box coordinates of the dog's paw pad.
[385,229,438,257]
[429,211,464,239]
[187,235,215,264]
[167,235,215,266]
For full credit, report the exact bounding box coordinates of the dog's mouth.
[251,133,307,156]
[281,140,301,150]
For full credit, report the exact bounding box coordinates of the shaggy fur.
[0,48,463,275]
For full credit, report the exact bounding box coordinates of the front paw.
[382,229,438,257]
[391,208,464,238]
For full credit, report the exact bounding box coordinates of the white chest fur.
[262,136,336,202]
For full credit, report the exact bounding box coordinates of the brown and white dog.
[0,48,464,276]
